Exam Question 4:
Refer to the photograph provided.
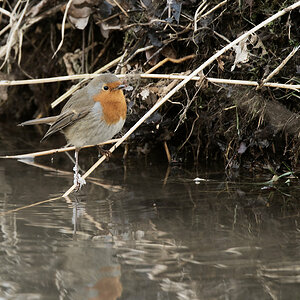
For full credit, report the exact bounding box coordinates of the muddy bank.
[0,1,299,171]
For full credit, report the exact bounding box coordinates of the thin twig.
[0,74,102,85]
[0,23,11,37]
[1,73,299,91]
[259,45,300,88]
[114,49,128,74]
[194,1,208,32]
[52,0,73,58]
[120,19,171,30]
[163,141,171,163]
[0,7,12,17]
[96,12,122,24]
[123,45,154,65]
[193,1,228,34]
[178,111,199,150]
[112,0,129,17]
[145,54,196,74]
[89,36,113,70]
[0,138,119,159]
[175,84,203,132]
[213,30,231,43]
[201,0,228,18]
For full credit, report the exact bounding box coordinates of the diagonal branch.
[259,45,300,88]
[62,1,300,197]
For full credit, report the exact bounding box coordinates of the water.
[0,124,300,300]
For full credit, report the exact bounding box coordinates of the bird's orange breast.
[93,81,127,125]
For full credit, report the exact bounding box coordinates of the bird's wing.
[41,108,90,141]
[61,81,97,113]
[42,78,101,141]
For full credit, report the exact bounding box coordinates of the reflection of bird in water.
[89,266,122,300]
[20,74,127,190]
[54,246,122,300]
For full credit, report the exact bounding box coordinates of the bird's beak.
[113,84,126,90]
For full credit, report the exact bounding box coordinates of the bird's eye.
[103,85,109,91]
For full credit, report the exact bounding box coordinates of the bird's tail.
[18,116,57,126]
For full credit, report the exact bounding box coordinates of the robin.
[20,73,127,189]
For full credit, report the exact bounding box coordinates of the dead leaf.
[231,37,249,71]
[68,0,94,30]
[251,35,267,56]
[231,33,267,71]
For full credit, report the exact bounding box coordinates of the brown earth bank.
[0,0,299,173]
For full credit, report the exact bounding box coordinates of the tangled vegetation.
[0,0,299,172]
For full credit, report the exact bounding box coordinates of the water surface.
[0,124,300,299]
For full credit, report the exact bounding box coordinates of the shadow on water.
[0,123,300,299]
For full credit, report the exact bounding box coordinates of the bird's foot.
[73,166,86,191]
[97,146,111,160]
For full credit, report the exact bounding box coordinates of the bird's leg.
[73,149,80,190]
[97,145,111,160]
[73,148,86,190]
